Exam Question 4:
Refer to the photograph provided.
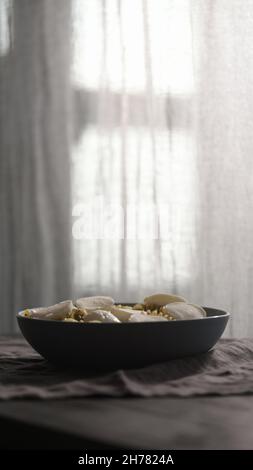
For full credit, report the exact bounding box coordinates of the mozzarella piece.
[110,306,141,322]
[84,310,120,323]
[29,300,74,320]
[144,293,186,307]
[128,312,168,322]
[75,296,114,311]
[163,302,206,320]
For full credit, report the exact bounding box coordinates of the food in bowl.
[22,293,206,323]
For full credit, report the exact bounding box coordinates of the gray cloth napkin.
[0,336,253,400]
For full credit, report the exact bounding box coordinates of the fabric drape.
[1,0,253,336]
[0,0,72,333]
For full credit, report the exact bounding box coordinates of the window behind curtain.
[71,0,198,302]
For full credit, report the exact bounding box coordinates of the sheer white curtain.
[0,0,72,333]
[72,0,198,302]
[1,0,253,336]
[72,0,253,336]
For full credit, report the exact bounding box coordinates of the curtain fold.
[191,0,253,336]
[0,0,72,333]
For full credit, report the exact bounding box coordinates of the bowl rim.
[16,306,230,325]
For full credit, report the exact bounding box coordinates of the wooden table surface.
[0,395,252,449]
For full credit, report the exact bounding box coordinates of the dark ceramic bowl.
[17,306,230,371]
